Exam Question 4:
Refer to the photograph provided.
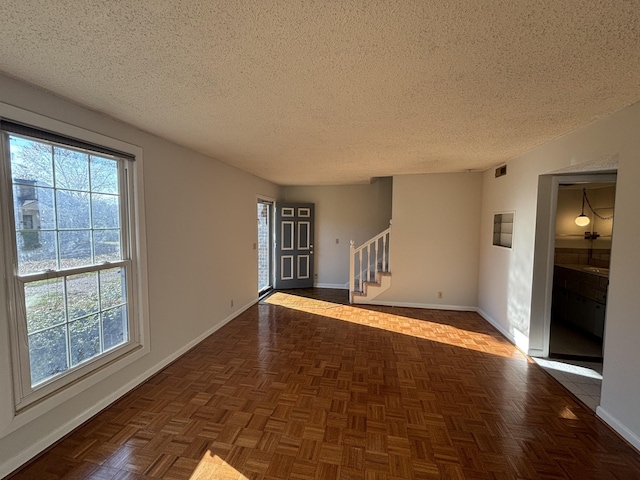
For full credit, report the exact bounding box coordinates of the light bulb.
[575,214,590,227]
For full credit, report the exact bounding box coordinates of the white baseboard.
[475,308,516,344]
[527,348,544,357]
[475,308,530,353]
[314,282,348,289]
[365,299,477,311]
[596,406,640,452]
[0,299,257,479]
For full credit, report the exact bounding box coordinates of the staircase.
[349,222,391,304]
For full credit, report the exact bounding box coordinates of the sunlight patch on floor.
[532,357,603,411]
[559,406,579,420]
[190,451,248,480]
[264,292,518,358]
[533,358,602,380]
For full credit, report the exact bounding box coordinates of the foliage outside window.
[2,129,138,407]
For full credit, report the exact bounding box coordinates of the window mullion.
[88,155,94,265]
[17,259,131,283]
[97,265,104,353]
[63,276,72,377]
[51,144,61,271]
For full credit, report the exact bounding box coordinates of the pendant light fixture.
[575,188,590,227]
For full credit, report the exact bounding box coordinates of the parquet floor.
[9,289,640,479]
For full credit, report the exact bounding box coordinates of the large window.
[1,121,143,409]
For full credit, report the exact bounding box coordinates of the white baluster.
[349,240,355,303]
[382,234,387,272]
[387,220,392,272]
[358,249,363,292]
[374,238,379,278]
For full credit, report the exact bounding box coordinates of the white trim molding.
[314,283,349,289]
[366,300,477,311]
[596,407,640,452]
[0,101,150,437]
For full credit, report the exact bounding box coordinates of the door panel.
[298,255,310,279]
[298,222,310,249]
[275,203,314,289]
[281,221,294,250]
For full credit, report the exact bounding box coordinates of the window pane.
[9,136,54,187]
[100,268,126,309]
[66,272,99,321]
[25,278,65,333]
[13,185,56,230]
[29,325,68,385]
[90,156,118,194]
[103,306,127,350]
[92,194,119,228]
[94,229,121,262]
[57,191,90,229]
[17,230,57,275]
[69,314,100,366]
[59,230,93,268]
[54,147,89,191]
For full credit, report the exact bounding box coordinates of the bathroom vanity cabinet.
[552,264,608,338]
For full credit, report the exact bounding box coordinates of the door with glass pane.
[274,203,314,289]
[257,199,273,294]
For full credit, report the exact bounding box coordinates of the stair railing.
[349,221,391,303]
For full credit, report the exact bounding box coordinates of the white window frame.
[0,103,149,432]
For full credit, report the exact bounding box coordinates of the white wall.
[478,100,640,448]
[376,173,482,309]
[0,74,280,476]
[600,147,640,448]
[282,178,392,287]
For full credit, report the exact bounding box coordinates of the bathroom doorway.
[549,181,616,362]
[529,167,617,411]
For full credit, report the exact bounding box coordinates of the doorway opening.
[549,181,616,363]
[530,169,617,411]
[257,199,273,295]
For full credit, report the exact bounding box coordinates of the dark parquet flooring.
[8,289,640,479]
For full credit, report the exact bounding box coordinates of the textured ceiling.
[1,1,639,185]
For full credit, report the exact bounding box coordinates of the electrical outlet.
[314,273,318,279]
[230,299,234,308]
[437,291,443,299]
